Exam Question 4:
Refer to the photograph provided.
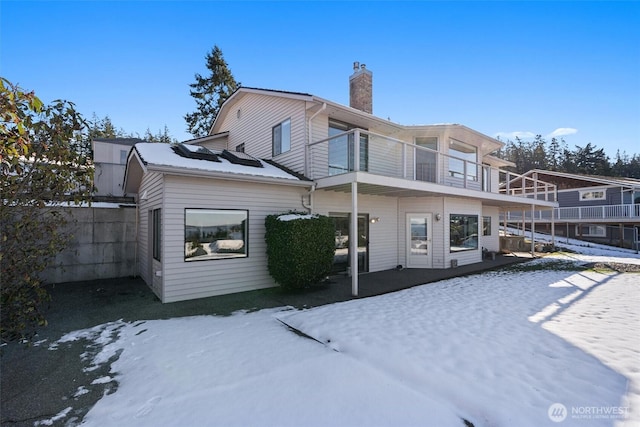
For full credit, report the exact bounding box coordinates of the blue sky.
[2,1,639,158]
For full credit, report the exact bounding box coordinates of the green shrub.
[265,212,335,290]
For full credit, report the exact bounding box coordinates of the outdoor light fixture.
[435,213,442,221]
[370,217,380,224]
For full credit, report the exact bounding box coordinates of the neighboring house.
[124,63,558,303]
[92,138,147,197]
[504,169,640,249]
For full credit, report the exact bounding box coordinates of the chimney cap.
[353,61,360,71]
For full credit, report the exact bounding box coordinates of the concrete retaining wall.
[41,205,137,284]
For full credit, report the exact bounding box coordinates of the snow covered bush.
[265,212,334,290]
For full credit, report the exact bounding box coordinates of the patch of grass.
[504,259,587,273]
[584,262,640,273]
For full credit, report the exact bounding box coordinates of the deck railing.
[307,128,556,199]
[503,203,640,221]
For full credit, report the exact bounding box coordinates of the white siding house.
[124,65,558,302]
[92,138,144,196]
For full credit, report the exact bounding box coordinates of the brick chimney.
[349,61,372,114]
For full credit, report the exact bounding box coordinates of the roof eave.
[146,164,314,187]
[524,169,640,189]
[210,87,316,135]
[123,148,148,195]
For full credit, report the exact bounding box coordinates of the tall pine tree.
[185,45,239,138]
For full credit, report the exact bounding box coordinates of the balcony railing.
[307,128,556,199]
[503,203,640,222]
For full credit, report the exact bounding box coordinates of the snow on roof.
[277,213,318,221]
[93,138,147,147]
[133,143,303,181]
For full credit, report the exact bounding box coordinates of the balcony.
[307,128,556,200]
[503,203,640,222]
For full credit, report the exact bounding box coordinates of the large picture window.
[185,209,248,261]
[450,214,478,252]
[272,119,291,156]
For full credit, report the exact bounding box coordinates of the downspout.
[134,200,138,278]
[301,183,316,213]
[306,102,327,178]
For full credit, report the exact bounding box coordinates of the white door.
[407,213,433,268]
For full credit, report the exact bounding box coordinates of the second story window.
[272,119,291,156]
[579,189,606,201]
[415,136,438,183]
[328,119,368,175]
[448,139,478,181]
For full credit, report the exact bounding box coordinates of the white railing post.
[350,181,359,296]
[531,204,535,254]
[463,161,468,188]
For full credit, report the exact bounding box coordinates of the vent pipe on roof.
[349,62,373,114]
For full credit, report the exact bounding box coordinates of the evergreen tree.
[531,135,548,170]
[573,143,610,175]
[144,125,176,144]
[560,147,577,173]
[495,135,636,178]
[87,113,129,139]
[184,45,239,138]
[547,137,566,171]
[611,151,640,178]
[611,150,628,177]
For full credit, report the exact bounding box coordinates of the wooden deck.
[259,252,536,309]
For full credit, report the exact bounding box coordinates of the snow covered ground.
[46,243,639,427]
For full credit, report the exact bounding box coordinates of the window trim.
[184,208,249,262]
[579,189,606,202]
[272,118,291,157]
